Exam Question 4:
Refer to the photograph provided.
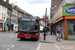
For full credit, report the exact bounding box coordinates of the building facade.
[0,0,8,32]
[0,0,33,32]
[0,5,7,20]
[11,6,18,24]
[50,0,75,40]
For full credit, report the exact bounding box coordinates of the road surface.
[0,32,39,50]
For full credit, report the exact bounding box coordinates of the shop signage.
[65,6,75,15]
[63,5,75,16]
[0,20,4,22]
[52,15,56,23]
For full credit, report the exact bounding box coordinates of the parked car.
[40,26,44,32]
[13,24,18,33]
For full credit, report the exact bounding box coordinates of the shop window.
[68,20,75,35]
[0,26,2,30]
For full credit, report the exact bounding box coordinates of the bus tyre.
[21,37,24,40]
[36,39,38,41]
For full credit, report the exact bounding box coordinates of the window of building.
[72,0,74,3]
[4,13,6,16]
[2,13,3,19]
[4,0,6,1]
[68,20,75,35]
[2,6,3,10]
[4,7,6,11]
[2,6,6,11]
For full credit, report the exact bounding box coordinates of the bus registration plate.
[25,37,30,39]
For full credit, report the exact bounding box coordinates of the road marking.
[7,45,15,50]
[1,45,15,50]
[36,42,41,50]
[55,44,60,50]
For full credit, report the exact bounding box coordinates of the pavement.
[36,32,75,50]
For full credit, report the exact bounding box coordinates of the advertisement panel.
[56,7,63,20]
[52,15,56,23]
[63,5,75,16]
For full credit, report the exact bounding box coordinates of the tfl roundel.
[43,17,49,22]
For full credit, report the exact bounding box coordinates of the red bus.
[17,17,40,40]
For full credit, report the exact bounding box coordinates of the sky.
[5,0,51,18]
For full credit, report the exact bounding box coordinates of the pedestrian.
[50,28,53,35]
[47,27,49,32]
[43,27,47,35]
[14,27,16,34]
[43,27,47,33]
[56,24,62,42]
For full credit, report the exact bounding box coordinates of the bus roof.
[19,17,38,19]
[18,17,39,22]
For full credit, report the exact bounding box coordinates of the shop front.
[52,5,75,40]
[0,19,4,32]
[67,19,75,40]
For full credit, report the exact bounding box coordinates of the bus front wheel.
[20,37,24,40]
[34,38,38,41]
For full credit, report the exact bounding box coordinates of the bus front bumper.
[17,34,39,39]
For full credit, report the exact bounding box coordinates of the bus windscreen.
[18,21,38,32]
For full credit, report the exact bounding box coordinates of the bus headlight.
[34,33,38,36]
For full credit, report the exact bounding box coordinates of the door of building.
[0,23,3,32]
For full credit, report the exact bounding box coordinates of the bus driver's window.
[35,23,38,30]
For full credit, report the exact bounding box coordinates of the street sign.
[43,17,49,22]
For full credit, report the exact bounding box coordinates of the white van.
[40,26,44,32]
[13,24,18,33]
